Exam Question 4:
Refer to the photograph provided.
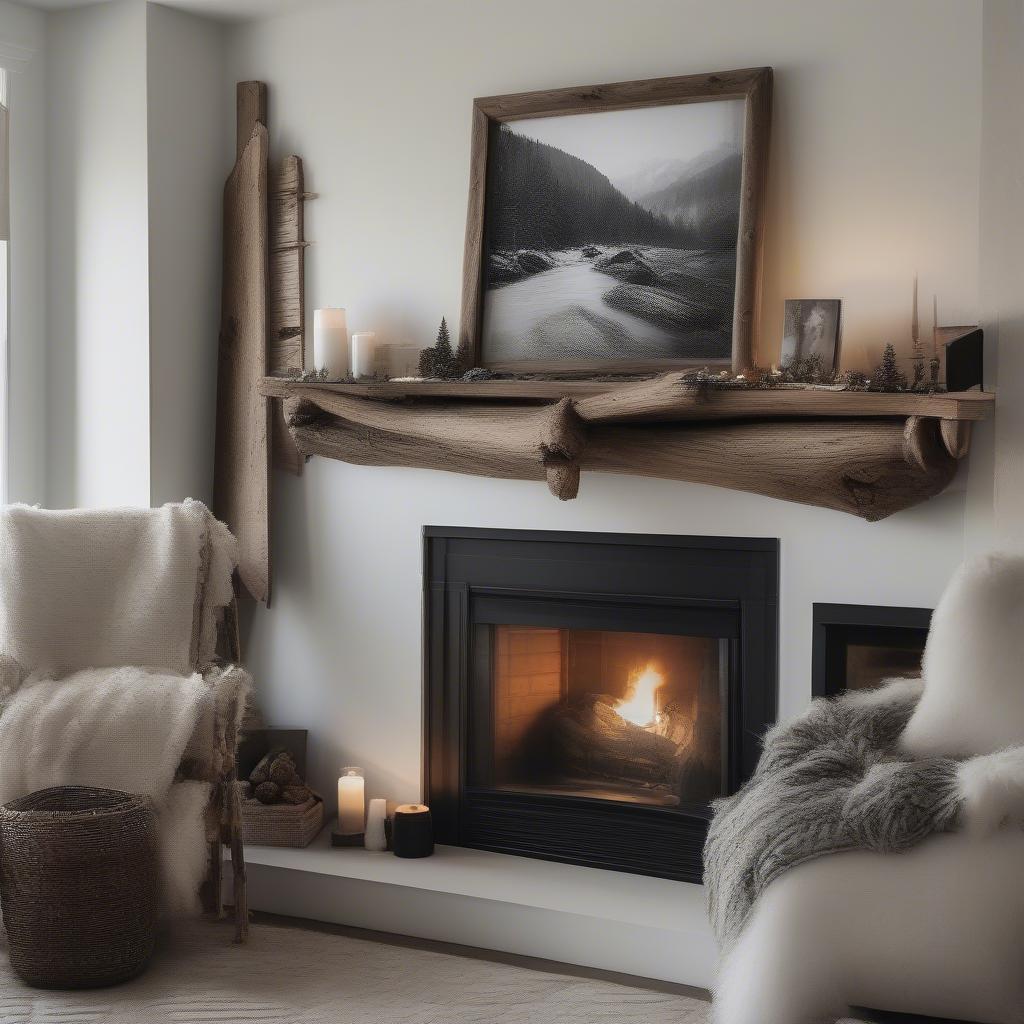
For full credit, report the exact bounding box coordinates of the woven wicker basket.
[239,783,324,847]
[0,786,159,989]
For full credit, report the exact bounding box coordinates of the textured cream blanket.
[0,501,237,677]
[0,666,214,914]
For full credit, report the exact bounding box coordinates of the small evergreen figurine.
[839,369,870,391]
[454,336,474,378]
[869,343,907,392]
[419,317,469,379]
[432,317,455,377]
[417,345,434,378]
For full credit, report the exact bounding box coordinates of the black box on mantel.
[944,328,983,392]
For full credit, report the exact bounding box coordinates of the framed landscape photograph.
[460,68,772,374]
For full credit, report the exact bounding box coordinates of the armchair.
[0,501,252,941]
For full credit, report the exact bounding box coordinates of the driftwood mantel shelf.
[259,374,994,521]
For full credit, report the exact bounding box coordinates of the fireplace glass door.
[466,591,739,825]
[474,625,728,809]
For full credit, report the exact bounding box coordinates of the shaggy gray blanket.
[704,680,964,950]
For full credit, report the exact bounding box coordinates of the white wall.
[226,0,985,811]
[47,0,151,508]
[44,0,225,509]
[146,3,225,507]
[980,0,1024,550]
[0,1,47,505]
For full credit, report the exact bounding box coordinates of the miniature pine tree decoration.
[870,343,907,392]
[432,317,455,378]
[418,317,461,379]
[434,317,453,372]
[418,345,435,378]
[454,336,474,378]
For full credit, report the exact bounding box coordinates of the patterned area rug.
[0,916,711,1023]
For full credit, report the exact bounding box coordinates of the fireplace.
[423,528,778,882]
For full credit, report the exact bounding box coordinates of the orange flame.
[615,664,665,727]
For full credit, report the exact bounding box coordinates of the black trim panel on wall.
[423,527,779,883]
[811,603,932,698]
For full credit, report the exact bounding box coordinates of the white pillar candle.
[337,766,365,835]
[365,798,388,851]
[313,308,349,378]
[383,344,422,378]
[350,332,380,379]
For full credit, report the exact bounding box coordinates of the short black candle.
[392,804,434,858]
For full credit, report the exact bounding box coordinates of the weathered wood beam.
[260,374,995,422]
[939,418,972,459]
[573,374,993,424]
[281,389,958,521]
[284,393,587,501]
[214,105,270,604]
[584,419,955,521]
[268,155,309,476]
[235,81,267,161]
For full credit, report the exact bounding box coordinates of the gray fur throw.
[704,680,963,950]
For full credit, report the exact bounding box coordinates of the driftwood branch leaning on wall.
[214,82,271,604]
[262,375,994,522]
[215,79,314,603]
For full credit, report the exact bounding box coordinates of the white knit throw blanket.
[0,666,213,914]
[0,501,237,677]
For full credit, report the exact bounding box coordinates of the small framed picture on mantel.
[459,67,773,375]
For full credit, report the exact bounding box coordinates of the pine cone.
[254,781,281,804]
[249,752,274,787]
[269,753,299,787]
[281,784,312,805]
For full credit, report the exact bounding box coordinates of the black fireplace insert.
[423,528,779,882]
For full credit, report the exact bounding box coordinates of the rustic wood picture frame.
[459,67,773,375]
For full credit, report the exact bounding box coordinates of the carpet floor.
[0,916,972,1023]
[0,916,711,1023]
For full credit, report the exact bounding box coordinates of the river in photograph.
[484,261,677,362]
[482,246,733,364]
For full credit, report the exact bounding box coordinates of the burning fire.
[615,664,665,728]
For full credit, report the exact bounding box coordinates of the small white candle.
[337,766,365,835]
[365,798,388,852]
[313,308,349,378]
[350,332,380,379]
[383,344,421,379]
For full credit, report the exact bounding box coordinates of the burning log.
[653,701,695,749]
[548,695,685,787]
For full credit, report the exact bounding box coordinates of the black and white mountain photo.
[480,99,746,368]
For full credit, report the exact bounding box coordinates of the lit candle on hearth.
[313,307,349,378]
[337,766,365,835]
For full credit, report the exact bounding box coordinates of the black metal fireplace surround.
[423,528,778,883]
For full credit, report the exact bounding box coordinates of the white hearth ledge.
[225,827,718,987]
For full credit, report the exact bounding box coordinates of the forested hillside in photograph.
[484,126,684,251]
